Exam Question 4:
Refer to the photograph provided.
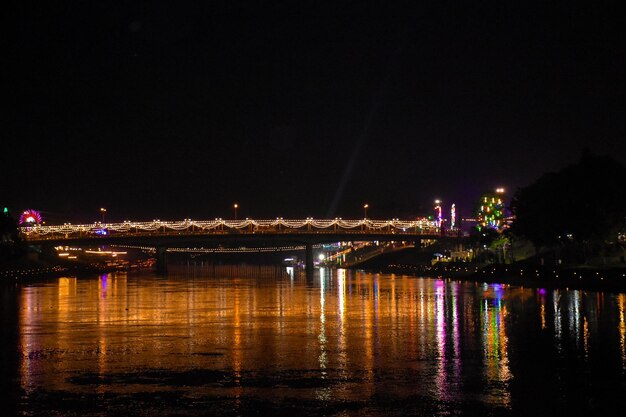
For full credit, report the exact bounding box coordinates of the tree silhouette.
[511,151,626,251]
[1,210,22,261]
[1,211,19,243]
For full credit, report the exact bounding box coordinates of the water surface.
[3,264,626,415]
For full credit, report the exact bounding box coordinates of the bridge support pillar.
[305,242,314,272]
[155,246,168,274]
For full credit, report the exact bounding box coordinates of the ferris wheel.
[19,209,43,225]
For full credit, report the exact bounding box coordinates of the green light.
[3,207,7,214]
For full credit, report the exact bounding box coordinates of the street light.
[363,204,369,219]
[233,203,238,220]
[100,207,107,223]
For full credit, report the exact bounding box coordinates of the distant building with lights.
[476,189,507,231]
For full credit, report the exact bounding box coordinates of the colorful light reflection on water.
[5,266,626,415]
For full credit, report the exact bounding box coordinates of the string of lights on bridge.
[20,217,452,239]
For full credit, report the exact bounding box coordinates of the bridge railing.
[19,218,466,241]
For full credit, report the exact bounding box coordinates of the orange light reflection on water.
[15,266,626,408]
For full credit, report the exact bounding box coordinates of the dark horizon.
[3,2,625,224]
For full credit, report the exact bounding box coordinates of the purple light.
[101,274,107,298]
[95,228,108,235]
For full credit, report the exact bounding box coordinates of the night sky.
[3,2,625,223]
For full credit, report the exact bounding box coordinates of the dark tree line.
[0,211,23,261]
[510,151,626,255]
[1,212,18,241]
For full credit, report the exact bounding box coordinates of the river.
[2,264,626,416]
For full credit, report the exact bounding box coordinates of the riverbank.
[0,256,155,282]
[345,244,626,292]
[367,261,626,292]
[0,260,116,282]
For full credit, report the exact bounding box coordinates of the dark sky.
[3,1,625,223]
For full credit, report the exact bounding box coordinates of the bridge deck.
[20,218,465,245]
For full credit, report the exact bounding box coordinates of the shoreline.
[0,258,156,282]
[359,262,626,293]
[0,263,127,282]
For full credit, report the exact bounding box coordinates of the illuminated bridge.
[20,218,465,271]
